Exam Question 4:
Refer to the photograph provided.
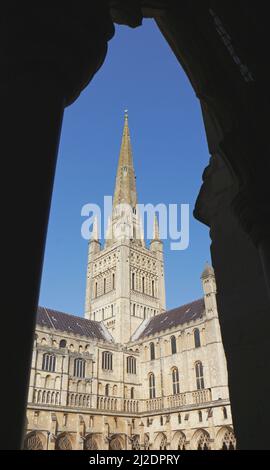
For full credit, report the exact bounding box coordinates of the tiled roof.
[137,298,205,339]
[36,307,113,342]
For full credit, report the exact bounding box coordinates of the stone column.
[194,153,270,449]
[1,4,114,449]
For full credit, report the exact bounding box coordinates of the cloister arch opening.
[109,434,125,451]
[216,427,236,451]
[24,431,46,450]
[191,429,211,451]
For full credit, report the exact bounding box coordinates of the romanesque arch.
[55,432,73,450]
[191,429,211,450]
[84,433,99,450]
[109,434,124,450]
[171,431,186,450]
[154,432,167,450]
[216,427,236,450]
[24,431,46,450]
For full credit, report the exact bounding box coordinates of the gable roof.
[36,307,113,342]
[137,298,205,339]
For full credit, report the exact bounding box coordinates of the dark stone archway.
[2,2,270,450]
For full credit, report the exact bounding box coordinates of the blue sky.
[39,20,211,316]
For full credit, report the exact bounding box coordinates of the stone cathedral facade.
[25,114,235,451]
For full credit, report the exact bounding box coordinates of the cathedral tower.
[84,112,166,343]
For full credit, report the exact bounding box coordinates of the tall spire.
[153,215,160,240]
[113,111,137,210]
[91,217,98,241]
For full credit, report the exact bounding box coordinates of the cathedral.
[24,113,235,451]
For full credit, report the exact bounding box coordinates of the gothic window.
[142,276,145,293]
[55,433,73,450]
[59,339,66,348]
[131,387,134,399]
[133,304,136,316]
[132,272,135,290]
[42,353,56,372]
[160,416,163,425]
[104,278,106,294]
[195,361,205,390]
[171,335,177,354]
[150,342,155,360]
[84,434,98,450]
[159,435,167,450]
[178,413,181,424]
[152,280,155,296]
[112,273,115,289]
[74,358,85,378]
[102,351,113,371]
[127,356,136,374]
[223,407,228,419]
[144,307,146,319]
[144,434,150,450]
[105,384,109,396]
[24,432,44,450]
[198,410,202,422]
[95,282,98,298]
[221,430,236,450]
[111,305,114,316]
[149,373,156,399]
[197,431,210,450]
[172,367,180,394]
[194,328,201,348]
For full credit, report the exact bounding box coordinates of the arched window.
[194,328,201,348]
[59,339,66,348]
[150,342,155,360]
[171,336,177,354]
[198,410,202,422]
[127,356,136,374]
[102,351,113,371]
[42,353,56,372]
[178,413,181,424]
[112,273,115,290]
[149,373,156,399]
[105,384,109,396]
[223,407,228,419]
[172,367,180,394]
[102,308,104,320]
[95,282,98,298]
[142,277,145,293]
[133,304,136,316]
[104,278,106,294]
[160,416,163,425]
[131,387,134,399]
[111,304,114,316]
[152,280,155,296]
[74,358,85,378]
[195,361,205,390]
[132,273,135,290]
[144,307,146,319]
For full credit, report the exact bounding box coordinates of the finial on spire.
[124,109,128,120]
[201,262,214,278]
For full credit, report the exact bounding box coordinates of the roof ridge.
[137,297,205,340]
[38,306,99,325]
[152,297,204,318]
